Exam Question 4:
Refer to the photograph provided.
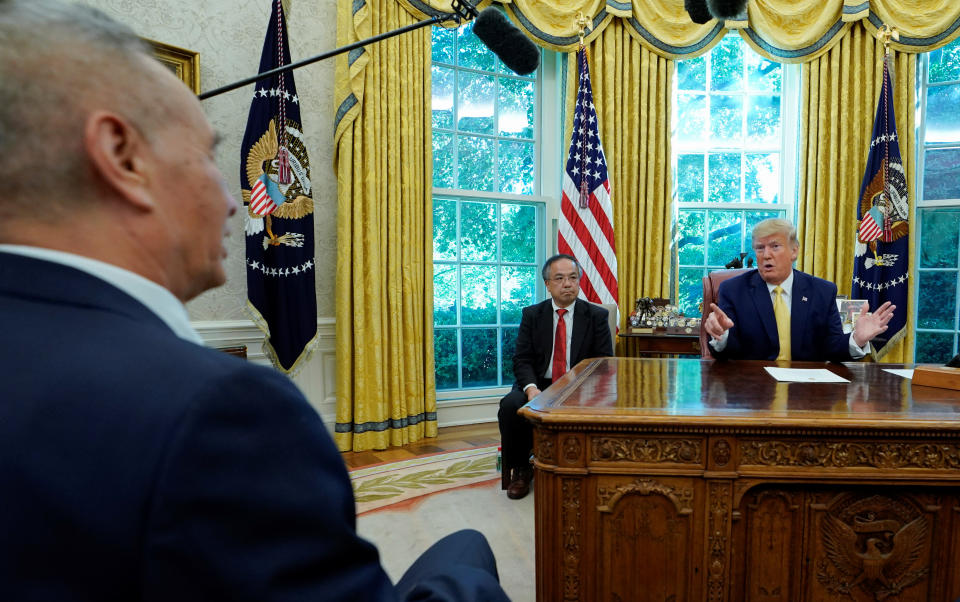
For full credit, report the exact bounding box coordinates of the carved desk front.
[520,357,960,602]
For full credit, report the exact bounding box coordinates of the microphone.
[684,0,713,24]
[705,0,748,19]
[472,8,540,76]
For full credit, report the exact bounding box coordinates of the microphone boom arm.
[199,13,452,100]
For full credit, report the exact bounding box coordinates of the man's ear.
[83,110,155,212]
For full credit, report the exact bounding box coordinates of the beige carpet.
[352,448,536,601]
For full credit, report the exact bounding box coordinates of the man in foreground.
[0,1,506,599]
[704,218,895,362]
[498,254,614,499]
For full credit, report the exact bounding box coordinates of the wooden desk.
[520,358,960,602]
[618,331,701,357]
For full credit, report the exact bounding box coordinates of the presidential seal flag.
[559,46,618,308]
[241,0,317,373]
[851,55,908,359]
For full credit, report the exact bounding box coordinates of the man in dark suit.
[499,254,614,499]
[0,2,507,600]
[704,218,895,361]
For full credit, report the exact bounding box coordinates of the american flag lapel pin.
[802,296,808,302]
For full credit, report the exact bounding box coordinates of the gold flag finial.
[576,11,591,46]
[876,24,899,54]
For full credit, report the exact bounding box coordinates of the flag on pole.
[851,55,909,359]
[559,47,618,307]
[240,0,317,373]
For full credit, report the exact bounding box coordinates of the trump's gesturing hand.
[852,301,896,347]
[704,303,735,340]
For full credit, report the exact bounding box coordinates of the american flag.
[851,56,909,359]
[559,47,618,307]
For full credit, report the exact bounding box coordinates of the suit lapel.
[748,271,778,350]
[569,299,588,364]
[535,300,554,371]
[790,270,809,354]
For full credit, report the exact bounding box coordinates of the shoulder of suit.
[795,270,838,294]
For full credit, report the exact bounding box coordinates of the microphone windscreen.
[473,8,540,76]
[684,0,713,24]
[706,0,747,19]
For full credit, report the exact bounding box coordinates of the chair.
[699,269,750,358]
[597,302,618,345]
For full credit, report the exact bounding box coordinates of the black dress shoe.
[506,467,533,500]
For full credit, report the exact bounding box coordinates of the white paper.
[882,368,914,379]
[764,367,850,383]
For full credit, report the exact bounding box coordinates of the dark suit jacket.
[0,253,498,601]
[712,268,852,362]
[513,298,613,390]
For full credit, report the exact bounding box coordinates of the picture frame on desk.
[836,298,867,333]
[145,38,200,94]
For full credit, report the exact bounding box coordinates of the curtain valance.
[398,0,960,61]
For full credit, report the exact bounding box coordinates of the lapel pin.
[802,296,808,302]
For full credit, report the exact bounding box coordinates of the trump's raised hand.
[852,301,896,347]
[704,303,735,340]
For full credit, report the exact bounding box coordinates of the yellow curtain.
[566,21,674,343]
[796,23,917,362]
[333,0,437,451]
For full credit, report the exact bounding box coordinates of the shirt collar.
[766,270,794,298]
[551,298,576,313]
[0,245,204,345]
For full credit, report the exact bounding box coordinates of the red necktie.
[552,308,568,382]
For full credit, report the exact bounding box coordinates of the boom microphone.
[684,0,713,24]
[472,8,540,76]
[705,0,748,19]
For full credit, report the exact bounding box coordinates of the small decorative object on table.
[628,298,699,335]
[836,299,867,334]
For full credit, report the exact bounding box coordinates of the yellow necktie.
[773,285,791,360]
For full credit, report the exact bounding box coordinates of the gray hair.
[541,254,582,281]
[0,0,164,212]
[751,218,799,249]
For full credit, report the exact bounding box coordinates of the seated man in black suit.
[0,1,507,600]
[703,218,895,361]
[498,254,614,499]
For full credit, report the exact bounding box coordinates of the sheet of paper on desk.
[882,368,914,379]
[764,367,850,383]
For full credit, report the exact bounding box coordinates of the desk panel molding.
[741,439,960,470]
[596,477,694,514]
[591,435,703,465]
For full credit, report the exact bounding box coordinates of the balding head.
[0,0,170,216]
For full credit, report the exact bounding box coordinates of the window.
[672,35,799,316]
[431,20,544,391]
[915,37,960,363]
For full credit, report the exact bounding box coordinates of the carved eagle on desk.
[820,513,927,599]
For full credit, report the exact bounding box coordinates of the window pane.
[460,201,497,261]
[928,41,960,84]
[676,154,705,203]
[433,264,458,326]
[917,271,957,329]
[923,148,960,200]
[498,78,535,138]
[431,26,455,64]
[457,71,495,134]
[711,36,743,91]
[676,93,708,145]
[678,56,706,91]
[462,328,498,387]
[433,199,457,261]
[915,331,955,364]
[501,265,536,324]
[498,140,535,195]
[920,209,960,268]
[746,95,780,144]
[708,153,742,202]
[461,265,497,324]
[501,327,519,384]
[678,267,705,317]
[501,203,537,262]
[432,132,455,188]
[710,95,743,144]
[707,211,743,266]
[677,210,706,265]
[432,65,454,129]
[744,153,779,203]
[456,135,494,191]
[456,21,495,72]
[434,328,459,389]
[747,53,781,92]
[925,84,960,143]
